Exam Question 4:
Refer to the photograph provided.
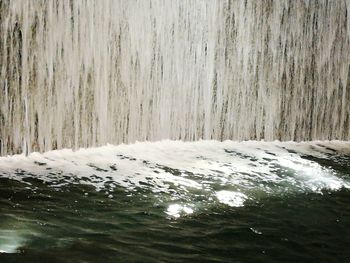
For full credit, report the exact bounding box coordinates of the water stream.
[1,1,349,155]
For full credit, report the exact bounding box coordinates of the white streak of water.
[1,1,349,155]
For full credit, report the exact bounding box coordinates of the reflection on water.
[166,204,194,218]
[0,230,24,254]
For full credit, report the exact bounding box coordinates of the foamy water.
[1,140,349,220]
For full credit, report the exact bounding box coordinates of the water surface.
[0,140,349,262]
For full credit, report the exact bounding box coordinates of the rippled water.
[0,140,350,262]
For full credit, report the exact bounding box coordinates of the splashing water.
[0,140,350,261]
[1,140,349,218]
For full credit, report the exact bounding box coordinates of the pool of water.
[0,140,349,262]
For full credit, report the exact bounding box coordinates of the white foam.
[216,191,247,207]
[0,140,349,217]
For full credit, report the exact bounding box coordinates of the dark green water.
[0,141,350,262]
[1,178,350,262]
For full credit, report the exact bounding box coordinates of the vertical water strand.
[0,0,349,156]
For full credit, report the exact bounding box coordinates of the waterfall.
[0,0,349,156]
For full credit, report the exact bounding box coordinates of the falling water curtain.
[0,0,349,155]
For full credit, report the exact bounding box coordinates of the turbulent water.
[0,140,350,261]
[1,1,350,261]
[1,0,350,155]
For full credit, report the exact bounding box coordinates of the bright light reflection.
[166,204,194,218]
[0,230,24,254]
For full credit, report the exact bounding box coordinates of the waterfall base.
[0,140,349,261]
